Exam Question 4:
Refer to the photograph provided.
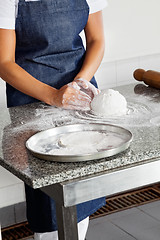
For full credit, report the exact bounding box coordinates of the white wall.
[95,53,160,89]
[0,167,25,208]
[0,81,26,207]
[103,0,160,62]
[1,0,160,209]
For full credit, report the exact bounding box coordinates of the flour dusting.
[34,131,125,156]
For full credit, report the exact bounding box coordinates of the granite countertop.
[0,83,160,189]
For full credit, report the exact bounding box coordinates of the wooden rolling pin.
[133,69,160,89]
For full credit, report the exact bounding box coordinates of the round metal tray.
[26,123,132,162]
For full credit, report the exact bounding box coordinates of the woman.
[0,0,107,239]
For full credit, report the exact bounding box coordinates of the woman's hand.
[73,78,100,99]
[53,82,92,110]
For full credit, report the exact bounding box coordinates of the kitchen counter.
[0,83,160,188]
[0,83,160,239]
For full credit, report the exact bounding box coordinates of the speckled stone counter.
[0,83,160,189]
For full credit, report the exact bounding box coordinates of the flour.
[36,131,125,156]
[48,145,99,155]
[58,131,108,148]
[91,89,127,117]
[11,105,80,133]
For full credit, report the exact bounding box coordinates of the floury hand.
[53,83,92,110]
[73,78,100,99]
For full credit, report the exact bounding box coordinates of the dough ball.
[91,89,127,117]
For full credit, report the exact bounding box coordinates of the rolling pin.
[133,69,160,89]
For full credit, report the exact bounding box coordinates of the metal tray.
[26,123,132,162]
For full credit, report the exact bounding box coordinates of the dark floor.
[19,200,160,240]
[86,200,160,240]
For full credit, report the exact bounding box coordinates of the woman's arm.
[74,11,105,81]
[0,29,90,109]
[0,29,58,104]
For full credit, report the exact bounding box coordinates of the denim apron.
[6,0,106,232]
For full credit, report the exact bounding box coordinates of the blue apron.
[7,0,106,232]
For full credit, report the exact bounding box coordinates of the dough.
[91,89,127,117]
